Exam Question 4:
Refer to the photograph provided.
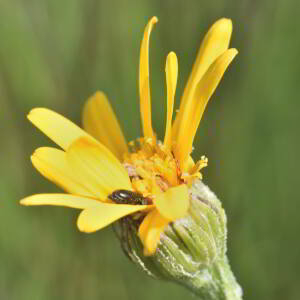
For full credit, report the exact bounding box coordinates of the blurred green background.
[0,0,299,299]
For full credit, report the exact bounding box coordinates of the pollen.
[123,138,206,198]
[124,138,178,193]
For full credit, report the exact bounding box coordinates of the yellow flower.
[20,17,237,256]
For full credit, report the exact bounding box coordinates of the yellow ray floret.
[28,108,93,150]
[153,184,189,221]
[174,49,238,168]
[172,18,233,140]
[139,16,158,139]
[66,137,132,197]
[31,147,102,199]
[138,209,170,256]
[77,203,150,233]
[82,91,128,161]
[20,193,101,209]
[21,194,150,232]
[164,52,178,149]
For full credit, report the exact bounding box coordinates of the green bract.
[114,180,242,300]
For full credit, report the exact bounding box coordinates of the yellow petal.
[163,52,178,149]
[172,18,233,140]
[31,147,107,199]
[20,193,100,209]
[175,49,238,168]
[67,137,132,198]
[139,16,158,139]
[28,108,93,150]
[77,203,149,233]
[153,184,189,221]
[138,209,170,256]
[82,91,128,161]
[183,155,195,173]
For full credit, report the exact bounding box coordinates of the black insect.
[108,189,149,205]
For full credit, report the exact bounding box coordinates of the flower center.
[123,138,181,199]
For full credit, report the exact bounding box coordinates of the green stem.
[183,256,243,300]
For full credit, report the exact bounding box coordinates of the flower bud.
[113,179,243,300]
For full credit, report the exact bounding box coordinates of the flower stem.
[184,255,242,300]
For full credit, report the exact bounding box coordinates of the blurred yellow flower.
[21,16,237,256]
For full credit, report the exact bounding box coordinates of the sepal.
[113,180,242,299]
